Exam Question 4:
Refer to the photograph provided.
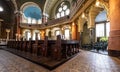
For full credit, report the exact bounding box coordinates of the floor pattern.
[0,49,120,72]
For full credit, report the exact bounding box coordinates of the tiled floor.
[0,50,120,72]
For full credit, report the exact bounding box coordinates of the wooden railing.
[20,16,69,29]
[20,23,45,29]
[7,38,79,60]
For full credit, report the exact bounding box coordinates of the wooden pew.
[26,38,32,53]
[51,35,62,60]
[32,38,44,55]
[7,37,79,61]
[40,36,48,57]
[32,38,39,55]
[19,41,23,51]
[22,40,27,52]
[62,40,79,58]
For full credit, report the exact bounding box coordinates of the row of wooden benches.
[7,35,80,60]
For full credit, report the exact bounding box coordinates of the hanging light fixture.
[0,6,3,12]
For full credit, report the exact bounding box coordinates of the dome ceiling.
[8,0,58,14]
[23,6,42,20]
[15,0,46,11]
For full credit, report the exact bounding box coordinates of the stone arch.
[22,29,31,40]
[62,25,71,30]
[98,0,109,17]
[45,29,50,36]
[20,2,42,24]
[87,0,109,28]
[20,2,41,12]
[88,5,104,28]
[62,25,71,40]
[11,0,18,12]
[78,17,87,32]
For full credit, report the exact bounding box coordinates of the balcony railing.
[20,15,70,29]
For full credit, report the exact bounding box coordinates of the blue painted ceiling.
[23,6,41,20]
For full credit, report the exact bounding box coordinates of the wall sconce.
[81,13,86,18]
[62,28,64,30]
[95,0,100,7]
[72,22,75,25]
[0,6,3,12]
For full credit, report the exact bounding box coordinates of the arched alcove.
[95,10,110,42]
[20,2,42,24]
[81,23,90,45]
[95,10,107,22]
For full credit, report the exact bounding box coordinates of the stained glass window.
[56,1,70,18]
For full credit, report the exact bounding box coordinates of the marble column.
[30,29,34,40]
[6,29,10,41]
[15,11,21,36]
[108,0,120,56]
[77,18,83,48]
[71,22,77,40]
[0,19,3,38]
[60,26,64,39]
[40,30,45,40]
[42,15,48,23]
[15,33,18,41]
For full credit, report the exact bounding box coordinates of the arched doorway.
[24,30,31,41]
[81,23,91,49]
[64,28,70,40]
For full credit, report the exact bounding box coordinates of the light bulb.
[82,13,85,18]
[0,6,3,12]
[95,1,100,7]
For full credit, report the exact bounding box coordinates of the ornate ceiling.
[44,0,58,15]
[6,0,46,11]
[4,0,59,14]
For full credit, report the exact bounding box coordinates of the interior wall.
[0,0,15,39]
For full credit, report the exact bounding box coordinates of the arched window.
[23,5,42,24]
[56,1,70,18]
[95,10,110,38]
[33,30,40,40]
[55,30,60,36]
[64,28,70,40]
[24,31,31,40]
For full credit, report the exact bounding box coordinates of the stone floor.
[0,50,120,72]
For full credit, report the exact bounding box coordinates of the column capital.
[6,29,10,33]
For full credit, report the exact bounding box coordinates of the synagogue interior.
[0,0,120,72]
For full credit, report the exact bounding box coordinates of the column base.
[108,50,120,57]
[108,30,120,57]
